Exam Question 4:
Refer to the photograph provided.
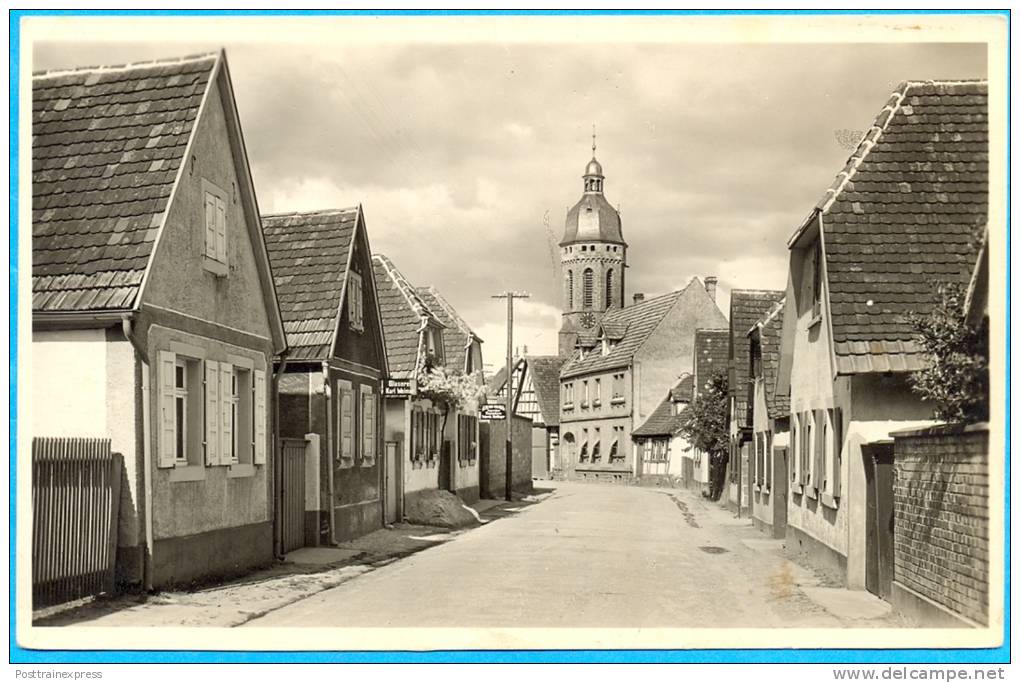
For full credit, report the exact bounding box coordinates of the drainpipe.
[323,364,337,546]
[121,314,154,592]
[272,350,290,560]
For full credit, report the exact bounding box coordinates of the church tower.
[558,131,627,357]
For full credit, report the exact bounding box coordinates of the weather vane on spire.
[592,123,597,156]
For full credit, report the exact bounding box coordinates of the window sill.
[610,398,625,405]
[169,465,206,483]
[821,493,840,510]
[338,458,355,470]
[227,463,256,479]
[806,486,819,500]
[807,313,823,330]
[203,256,229,278]
[791,483,804,495]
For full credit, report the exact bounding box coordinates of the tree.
[416,354,488,446]
[676,371,730,500]
[907,281,989,423]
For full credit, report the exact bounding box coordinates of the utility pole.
[492,290,530,501]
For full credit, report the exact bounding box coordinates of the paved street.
[246,482,898,629]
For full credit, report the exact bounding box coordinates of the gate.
[863,442,895,599]
[280,438,307,554]
[32,437,122,609]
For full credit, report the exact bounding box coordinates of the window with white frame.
[203,182,227,267]
[611,373,625,403]
[348,270,364,332]
[172,358,190,465]
[582,380,590,408]
[158,351,265,470]
[594,378,602,406]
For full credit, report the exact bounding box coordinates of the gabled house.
[31,51,287,588]
[776,79,987,591]
[487,355,565,479]
[687,328,730,494]
[727,290,784,513]
[631,374,693,484]
[748,298,790,538]
[374,255,482,507]
[558,278,727,483]
[417,286,484,378]
[263,207,389,545]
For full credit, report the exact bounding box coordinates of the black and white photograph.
[12,10,1007,660]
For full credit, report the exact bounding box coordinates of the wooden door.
[772,446,788,539]
[439,440,452,491]
[280,438,307,554]
[863,443,895,598]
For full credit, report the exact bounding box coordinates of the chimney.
[704,276,718,302]
[633,293,645,305]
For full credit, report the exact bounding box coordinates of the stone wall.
[892,424,989,626]
[479,415,533,498]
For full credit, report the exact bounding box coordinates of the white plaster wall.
[402,398,440,495]
[32,329,108,438]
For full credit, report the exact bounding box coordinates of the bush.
[676,371,730,500]
[907,281,989,423]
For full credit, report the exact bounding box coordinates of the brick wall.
[892,425,989,625]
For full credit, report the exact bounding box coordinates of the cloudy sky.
[32,19,987,368]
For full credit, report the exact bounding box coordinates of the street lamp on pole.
[492,291,529,502]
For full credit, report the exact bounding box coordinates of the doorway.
[772,446,788,539]
[384,440,399,524]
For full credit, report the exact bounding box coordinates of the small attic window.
[348,270,364,333]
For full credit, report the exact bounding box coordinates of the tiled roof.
[561,286,690,379]
[417,286,481,376]
[527,355,566,427]
[32,54,218,312]
[749,298,789,419]
[730,290,784,428]
[262,208,358,361]
[810,80,988,374]
[694,328,729,396]
[372,254,442,380]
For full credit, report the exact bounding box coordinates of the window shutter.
[215,196,227,263]
[340,389,353,462]
[832,407,843,498]
[219,363,233,465]
[362,389,376,464]
[158,351,177,468]
[203,359,220,466]
[799,413,810,486]
[813,409,826,491]
[791,417,798,483]
[253,369,267,465]
[204,194,217,259]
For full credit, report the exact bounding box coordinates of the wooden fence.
[32,437,123,609]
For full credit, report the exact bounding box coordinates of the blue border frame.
[8,8,1010,665]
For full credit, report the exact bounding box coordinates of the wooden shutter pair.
[204,192,227,262]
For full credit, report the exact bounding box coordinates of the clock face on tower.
[580,311,597,328]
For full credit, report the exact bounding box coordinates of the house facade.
[263,207,389,545]
[558,280,727,483]
[726,290,784,513]
[631,375,693,485]
[776,79,987,590]
[373,255,482,509]
[31,52,287,588]
[748,299,790,538]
